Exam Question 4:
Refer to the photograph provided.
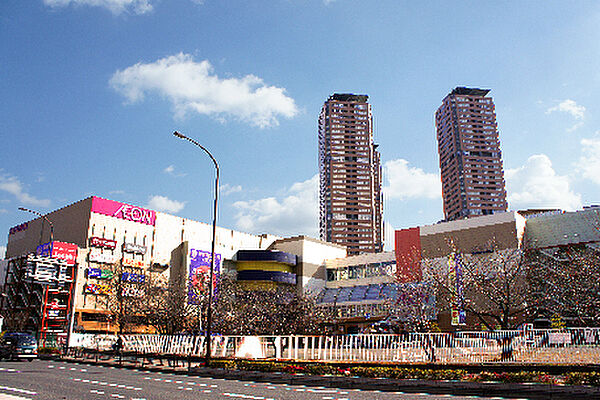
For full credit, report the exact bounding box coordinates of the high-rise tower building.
[435,87,508,221]
[319,93,383,255]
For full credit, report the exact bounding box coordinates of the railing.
[68,328,600,364]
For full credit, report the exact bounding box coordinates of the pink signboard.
[36,241,78,265]
[91,197,156,226]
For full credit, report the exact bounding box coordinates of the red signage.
[395,227,423,283]
[91,197,156,226]
[36,241,78,265]
[89,237,117,250]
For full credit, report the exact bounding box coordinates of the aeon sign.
[91,197,156,226]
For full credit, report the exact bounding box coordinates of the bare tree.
[135,274,195,335]
[211,277,327,335]
[424,248,535,330]
[525,244,600,326]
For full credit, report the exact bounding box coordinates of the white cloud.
[577,133,600,185]
[383,159,441,201]
[506,154,582,211]
[220,183,242,196]
[0,245,5,259]
[0,172,50,207]
[110,53,298,128]
[43,0,153,15]
[163,164,186,177]
[233,175,318,237]
[146,195,186,213]
[546,99,586,120]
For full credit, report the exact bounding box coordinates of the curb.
[59,357,600,400]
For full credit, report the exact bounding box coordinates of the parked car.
[0,333,38,361]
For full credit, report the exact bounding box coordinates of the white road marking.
[0,393,33,400]
[0,386,37,395]
[223,394,268,400]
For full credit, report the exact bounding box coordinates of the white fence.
[69,328,600,364]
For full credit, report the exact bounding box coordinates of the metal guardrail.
[68,328,600,364]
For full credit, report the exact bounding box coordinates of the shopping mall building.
[1,195,599,340]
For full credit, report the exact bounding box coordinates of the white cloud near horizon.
[220,183,242,196]
[383,159,441,201]
[0,245,6,259]
[577,133,600,185]
[0,172,51,207]
[43,0,153,15]
[109,53,298,128]
[506,154,582,211]
[233,175,318,237]
[146,195,186,213]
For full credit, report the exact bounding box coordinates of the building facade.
[435,87,508,221]
[318,93,383,255]
[3,196,280,338]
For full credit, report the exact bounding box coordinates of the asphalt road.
[0,360,526,400]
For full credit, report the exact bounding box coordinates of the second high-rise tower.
[435,87,508,221]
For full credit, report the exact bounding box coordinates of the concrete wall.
[419,211,525,258]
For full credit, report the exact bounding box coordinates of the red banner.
[394,227,422,283]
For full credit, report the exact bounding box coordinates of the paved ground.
[0,359,529,400]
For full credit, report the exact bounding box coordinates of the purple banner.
[188,249,221,304]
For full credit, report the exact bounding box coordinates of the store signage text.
[89,252,117,264]
[36,241,78,265]
[89,237,117,250]
[122,284,145,298]
[122,258,145,268]
[87,268,114,280]
[122,242,147,255]
[91,197,156,226]
[121,272,145,284]
[84,283,111,295]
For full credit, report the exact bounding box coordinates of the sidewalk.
[60,356,600,400]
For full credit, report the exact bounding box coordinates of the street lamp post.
[18,207,54,245]
[173,131,219,365]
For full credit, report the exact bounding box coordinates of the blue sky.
[2,0,600,256]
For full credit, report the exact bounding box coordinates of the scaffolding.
[0,254,76,348]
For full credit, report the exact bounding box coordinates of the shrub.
[38,347,61,355]
[565,372,600,386]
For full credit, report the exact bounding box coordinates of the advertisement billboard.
[448,252,466,325]
[36,241,78,265]
[89,237,117,250]
[187,249,221,304]
[122,242,147,255]
[91,197,156,226]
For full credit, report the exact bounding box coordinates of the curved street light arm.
[18,206,54,244]
[173,130,220,364]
